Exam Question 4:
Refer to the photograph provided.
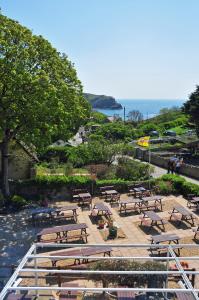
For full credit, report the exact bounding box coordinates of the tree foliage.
[127,109,143,123]
[0,14,90,196]
[184,85,199,136]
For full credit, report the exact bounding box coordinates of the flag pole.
[148,139,151,190]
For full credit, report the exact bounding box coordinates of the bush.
[160,174,199,196]
[89,259,166,288]
[116,158,153,181]
[155,180,174,195]
[39,145,71,163]
[11,195,28,208]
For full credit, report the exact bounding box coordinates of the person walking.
[175,157,183,174]
[168,155,178,174]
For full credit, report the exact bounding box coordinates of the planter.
[109,226,117,239]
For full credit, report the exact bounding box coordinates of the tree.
[0,14,90,197]
[184,85,199,137]
[127,110,143,123]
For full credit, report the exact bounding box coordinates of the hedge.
[13,175,156,198]
[158,174,199,196]
[96,178,156,193]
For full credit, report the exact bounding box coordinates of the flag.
[137,136,150,147]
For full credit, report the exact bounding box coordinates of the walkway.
[151,164,199,185]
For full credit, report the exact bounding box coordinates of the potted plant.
[98,219,106,229]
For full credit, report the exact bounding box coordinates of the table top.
[134,187,146,192]
[32,207,56,216]
[142,195,163,202]
[57,205,78,212]
[105,189,118,195]
[50,246,112,258]
[192,197,199,202]
[32,206,78,217]
[94,203,111,212]
[173,205,193,216]
[143,210,163,221]
[117,290,136,297]
[78,192,91,198]
[120,198,143,205]
[60,283,79,297]
[151,233,180,244]
[6,295,33,300]
[37,223,88,236]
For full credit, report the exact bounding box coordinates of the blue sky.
[1,0,199,99]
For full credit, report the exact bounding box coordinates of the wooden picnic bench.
[6,295,34,300]
[78,192,92,208]
[117,288,136,299]
[32,205,79,224]
[150,233,181,255]
[176,291,196,300]
[52,283,81,300]
[190,197,199,210]
[92,203,112,218]
[119,198,143,214]
[140,211,168,231]
[128,185,150,198]
[37,223,89,243]
[141,195,163,211]
[50,246,112,267]
[72,188,88,202]
[169,205,196,226]
[193,225,199,239]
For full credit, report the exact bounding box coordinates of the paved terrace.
[1,194,199,289]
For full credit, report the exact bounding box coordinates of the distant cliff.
[84,93,122,109]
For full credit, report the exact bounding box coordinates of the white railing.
[0,243,199,299]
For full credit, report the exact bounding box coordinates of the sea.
[94,99,185,119]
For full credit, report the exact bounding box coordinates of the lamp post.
[123,106,126,123]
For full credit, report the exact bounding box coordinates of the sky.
[1,0,199,100]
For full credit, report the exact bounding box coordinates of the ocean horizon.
[94,98,185,119]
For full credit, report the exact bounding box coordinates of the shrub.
[11,195,28,208]
[116,158,153,181]
[160,174,199,196]
[89,259,166,288]
[155,180,174,195]
[39,145,71,162]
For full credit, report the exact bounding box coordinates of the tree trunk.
[1,137,10,198]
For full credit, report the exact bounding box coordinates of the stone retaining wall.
[135,148,199,180]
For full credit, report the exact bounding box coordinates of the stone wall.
[0,143,33,180]
[135,147,199,180]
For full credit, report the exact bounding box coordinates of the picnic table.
[188,197,199,210]
[105,189,118,195]
[50,246,112,266]
[193,224,199,239]
[37,223,89,243]
[78,192,92,208]
[119,196,162,215]
[32,205,79,224]
[117,289,136,299]
[128,186,150,198]
[6,295,33,300]
[150,233,181,255]
[141,195,163,211]
[52,283,80,300]
[176,291,196,300]
[119,198,143,214]
[169,205,196,226]
[92,203,112,218]
[140,211,168,231]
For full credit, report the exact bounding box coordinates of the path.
[151,163,199,185]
